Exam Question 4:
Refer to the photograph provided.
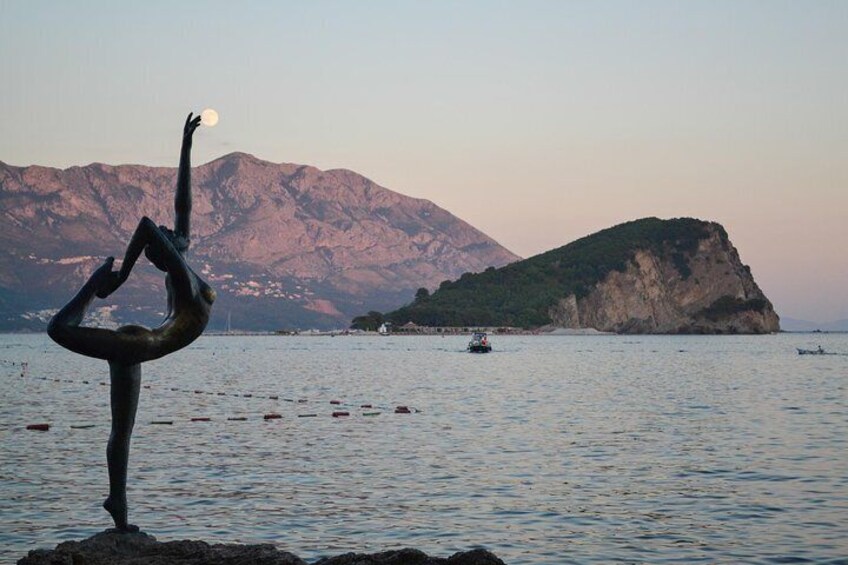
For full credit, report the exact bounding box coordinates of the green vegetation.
[350,310,384,331]
[371,217,717,329]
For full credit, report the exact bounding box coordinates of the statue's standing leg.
[103,361,141,532]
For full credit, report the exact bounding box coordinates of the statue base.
[17,531,506,564]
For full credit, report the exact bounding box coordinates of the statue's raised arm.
[174,112,201,251]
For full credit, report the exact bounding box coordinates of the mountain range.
[0,153,518,331]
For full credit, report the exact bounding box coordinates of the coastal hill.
[383,217,780,334]
[0,154,518,331]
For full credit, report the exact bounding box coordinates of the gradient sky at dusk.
[2,1,846,322]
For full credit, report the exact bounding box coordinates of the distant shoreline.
[2,330,845,337]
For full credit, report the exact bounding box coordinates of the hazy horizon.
[2,1,846,322]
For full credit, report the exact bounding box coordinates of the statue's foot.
[93,257,120,299]
[95,286,114,299]
[103,495,136,532]
[105,524,140,533]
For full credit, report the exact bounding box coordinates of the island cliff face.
[384,217,779,334]
[548,224,780,334]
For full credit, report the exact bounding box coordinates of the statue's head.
[145,225,189,271]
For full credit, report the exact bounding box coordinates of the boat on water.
[797,346,834,355]
[467,332,492,353]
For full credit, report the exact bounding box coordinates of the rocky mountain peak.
[0,154,519,331]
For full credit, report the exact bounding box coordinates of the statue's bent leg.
[104,361,141,533]
[48,258,112,354]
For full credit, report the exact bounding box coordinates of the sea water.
[1,333,846,564]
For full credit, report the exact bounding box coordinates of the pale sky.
[2,1,846,322]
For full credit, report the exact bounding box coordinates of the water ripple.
[1,333,847,563]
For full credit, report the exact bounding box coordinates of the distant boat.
[468,332,492,353]
[797,346,834,355]
[378,322,391,336]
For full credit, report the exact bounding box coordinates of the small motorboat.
[797,346,834,355]
[467,332,492,353]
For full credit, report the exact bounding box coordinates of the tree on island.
[350,310,384,331]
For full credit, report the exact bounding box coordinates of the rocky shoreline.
[18,531,506,565]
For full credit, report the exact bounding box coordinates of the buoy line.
[19,405,417,432]
[1,359,29,377]
[16,372,420,411]
[6,365,421,432]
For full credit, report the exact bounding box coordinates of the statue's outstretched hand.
[91,257,124,299]
[183,112,202,142]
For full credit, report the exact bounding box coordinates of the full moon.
[200,108,219,127]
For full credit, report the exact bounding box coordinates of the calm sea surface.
[1,333,846,564]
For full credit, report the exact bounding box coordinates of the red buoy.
[26,423,49,431]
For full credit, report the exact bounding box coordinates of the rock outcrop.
[386,217,779,334]
[0,154,518,331]
[547,223,779,334]
[17,531,506,565]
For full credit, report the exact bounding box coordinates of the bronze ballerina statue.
[48,113,215,532]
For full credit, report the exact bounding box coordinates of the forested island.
[353,217,779,334]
